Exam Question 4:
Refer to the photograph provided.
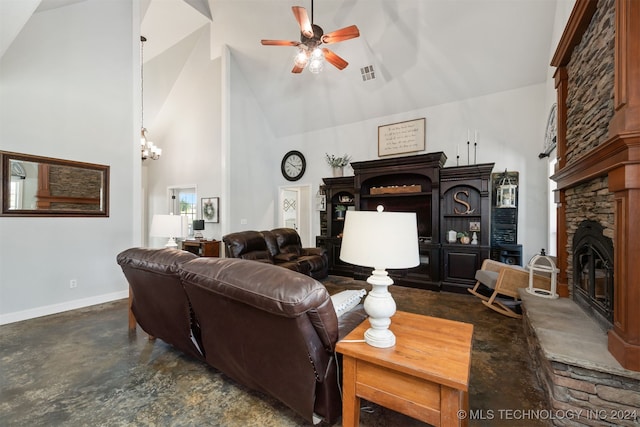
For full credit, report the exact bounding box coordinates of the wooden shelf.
[440,163,494,292]
[361,192,431,199]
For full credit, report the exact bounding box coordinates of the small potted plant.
[334,204,347,220]
[457,231,470,244]
[325,153,351,177]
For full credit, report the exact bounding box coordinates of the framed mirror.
[0,151,109,217]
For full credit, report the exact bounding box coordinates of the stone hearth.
[521,292,640,426]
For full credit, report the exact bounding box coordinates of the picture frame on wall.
[378,117,426,157]
[202,197,219,223]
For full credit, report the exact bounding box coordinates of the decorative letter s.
[453,190,475,214]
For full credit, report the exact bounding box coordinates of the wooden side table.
[181,239,220,257]
[336,311,473,427]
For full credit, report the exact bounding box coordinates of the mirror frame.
[0,151,109,217]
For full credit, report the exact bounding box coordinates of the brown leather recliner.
[222,230,273,262]
[269,228,328,279]
[180,257,362,424]
[223,228,328,278]
[261,230,310,275]
[116,247,203,360]
[222,230,303,273]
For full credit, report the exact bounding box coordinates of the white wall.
[274,84,549,262]
[227,53,278,233]
[144,26,224,246]
[0,0,139,324]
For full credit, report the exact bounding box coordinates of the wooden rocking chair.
[468,259,552,319]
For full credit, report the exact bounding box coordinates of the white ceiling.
[3,0,562,138]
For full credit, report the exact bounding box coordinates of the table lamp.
[339,206,419,348]
[150,214,183,248]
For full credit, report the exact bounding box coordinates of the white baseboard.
[0,290,129,325]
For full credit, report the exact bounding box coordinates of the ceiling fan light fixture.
[310,46,323,59]
[308,47,325,74]
[308,58,324,74]
[261,2,359,74]
[293,48,309,68]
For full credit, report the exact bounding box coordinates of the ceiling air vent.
[360,65,375,81]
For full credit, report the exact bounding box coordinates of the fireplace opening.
[572,220,614,329]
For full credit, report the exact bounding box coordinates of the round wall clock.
[281,150,306,181]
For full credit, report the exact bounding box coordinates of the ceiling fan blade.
[261,40,300,46]
[291,64,305,74]
[292,6,313,38]
[322,48,349,70]
[321,25,360,44]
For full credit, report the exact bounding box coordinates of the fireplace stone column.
[607,0,640,371]
[608,158,640,371]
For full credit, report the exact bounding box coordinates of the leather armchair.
[222,230,274,263]
[269,228,328,279]
[180,257,346,423]
[262,230,310,275]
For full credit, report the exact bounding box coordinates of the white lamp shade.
[150,214,183,238]
[340,209,420,269]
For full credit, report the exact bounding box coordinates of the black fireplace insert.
[573,220,614,328]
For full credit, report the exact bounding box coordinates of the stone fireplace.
[519,1,640,424]
[551,0,640,372]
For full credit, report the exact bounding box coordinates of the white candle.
[467,129,470,142]
[475,130,478,143]
[457,144,459,155]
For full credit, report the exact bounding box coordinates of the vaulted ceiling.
[2,0,561,137]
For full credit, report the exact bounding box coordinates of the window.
[9,179,22,209]
[169,186,197,235]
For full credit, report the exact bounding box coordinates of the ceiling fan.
[261,0,360,74]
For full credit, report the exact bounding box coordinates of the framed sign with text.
[378,118,426,157]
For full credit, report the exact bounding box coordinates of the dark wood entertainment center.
[317,153,495,292]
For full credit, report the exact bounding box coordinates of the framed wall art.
[202,197,219,223]
[378,118,426,157]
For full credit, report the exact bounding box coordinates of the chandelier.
[140,36,161,161]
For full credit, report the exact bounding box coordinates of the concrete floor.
[0,276,550,426]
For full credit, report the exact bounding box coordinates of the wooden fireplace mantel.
[551,132,640,190]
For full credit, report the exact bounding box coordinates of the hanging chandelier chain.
[139,35,161,161]
[140,36,146,130]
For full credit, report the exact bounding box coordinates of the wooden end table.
[181,239,220,257]
[336,311,473,427]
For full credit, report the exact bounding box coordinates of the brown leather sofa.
[116,247,366,425]
[223,228,328,279]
